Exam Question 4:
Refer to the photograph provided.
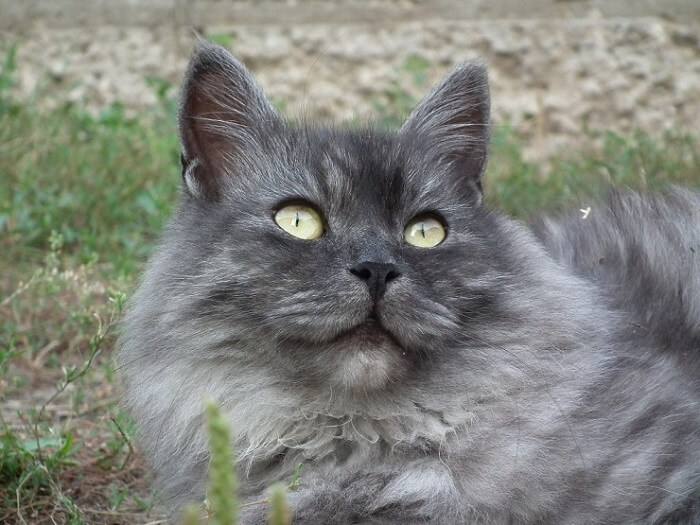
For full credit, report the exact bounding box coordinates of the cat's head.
[167,42,506,393]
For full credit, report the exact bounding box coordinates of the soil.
[1,0,699,158]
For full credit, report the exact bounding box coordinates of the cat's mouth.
[332,313,404,351]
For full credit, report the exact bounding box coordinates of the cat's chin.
[327,319,408,392]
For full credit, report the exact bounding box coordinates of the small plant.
[0,43,18,115]
[198,401,292,525]
[267,484,292,525]
[0,227,147,523]
[205,400,238,525]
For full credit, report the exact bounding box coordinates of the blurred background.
[1,1,699,523]
[3,0,700,154]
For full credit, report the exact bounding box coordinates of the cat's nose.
[349,261,401,301]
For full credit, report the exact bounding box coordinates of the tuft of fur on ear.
[178,41,279,200]
[399,60,490,196]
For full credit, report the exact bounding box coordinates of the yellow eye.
[274,204,324,240]
[404,215,446,248]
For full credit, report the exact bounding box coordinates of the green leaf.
[57,431,74,458]
[18,436,64,452]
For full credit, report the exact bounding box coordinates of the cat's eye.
[404,215,446,248]
[274,203,324,240]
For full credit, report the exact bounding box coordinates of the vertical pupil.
[294,212,300,227]
[420,223,426,238]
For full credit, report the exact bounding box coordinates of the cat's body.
[118,43,700,524]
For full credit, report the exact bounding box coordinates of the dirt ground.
[1,0,699,158]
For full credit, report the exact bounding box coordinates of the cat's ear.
[399,60,490,198]
[178,41,279,200]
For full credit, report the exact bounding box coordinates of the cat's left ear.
[399,60,490,198]
[178,41,280,200]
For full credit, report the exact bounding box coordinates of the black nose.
[349,261,401,301]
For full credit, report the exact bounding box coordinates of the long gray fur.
[118,41,700,524]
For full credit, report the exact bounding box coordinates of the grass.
[487,126,700,218]
[1,41,699,524]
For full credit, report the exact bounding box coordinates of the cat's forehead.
[316,131,396,193]
[284,127,448,217]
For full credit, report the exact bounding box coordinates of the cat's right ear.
[399,60,490,201]
[178,41,279,200]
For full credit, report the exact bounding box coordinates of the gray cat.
[118,42,700,524]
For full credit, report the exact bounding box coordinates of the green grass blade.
[205,399,238,525]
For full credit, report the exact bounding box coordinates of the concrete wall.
[1,0,698,156]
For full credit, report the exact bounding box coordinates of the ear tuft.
[178,41,278,200]
[400,60,490,196]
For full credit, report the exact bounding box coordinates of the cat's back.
[534,188,700,370]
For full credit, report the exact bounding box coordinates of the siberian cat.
[118,42,700,523]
